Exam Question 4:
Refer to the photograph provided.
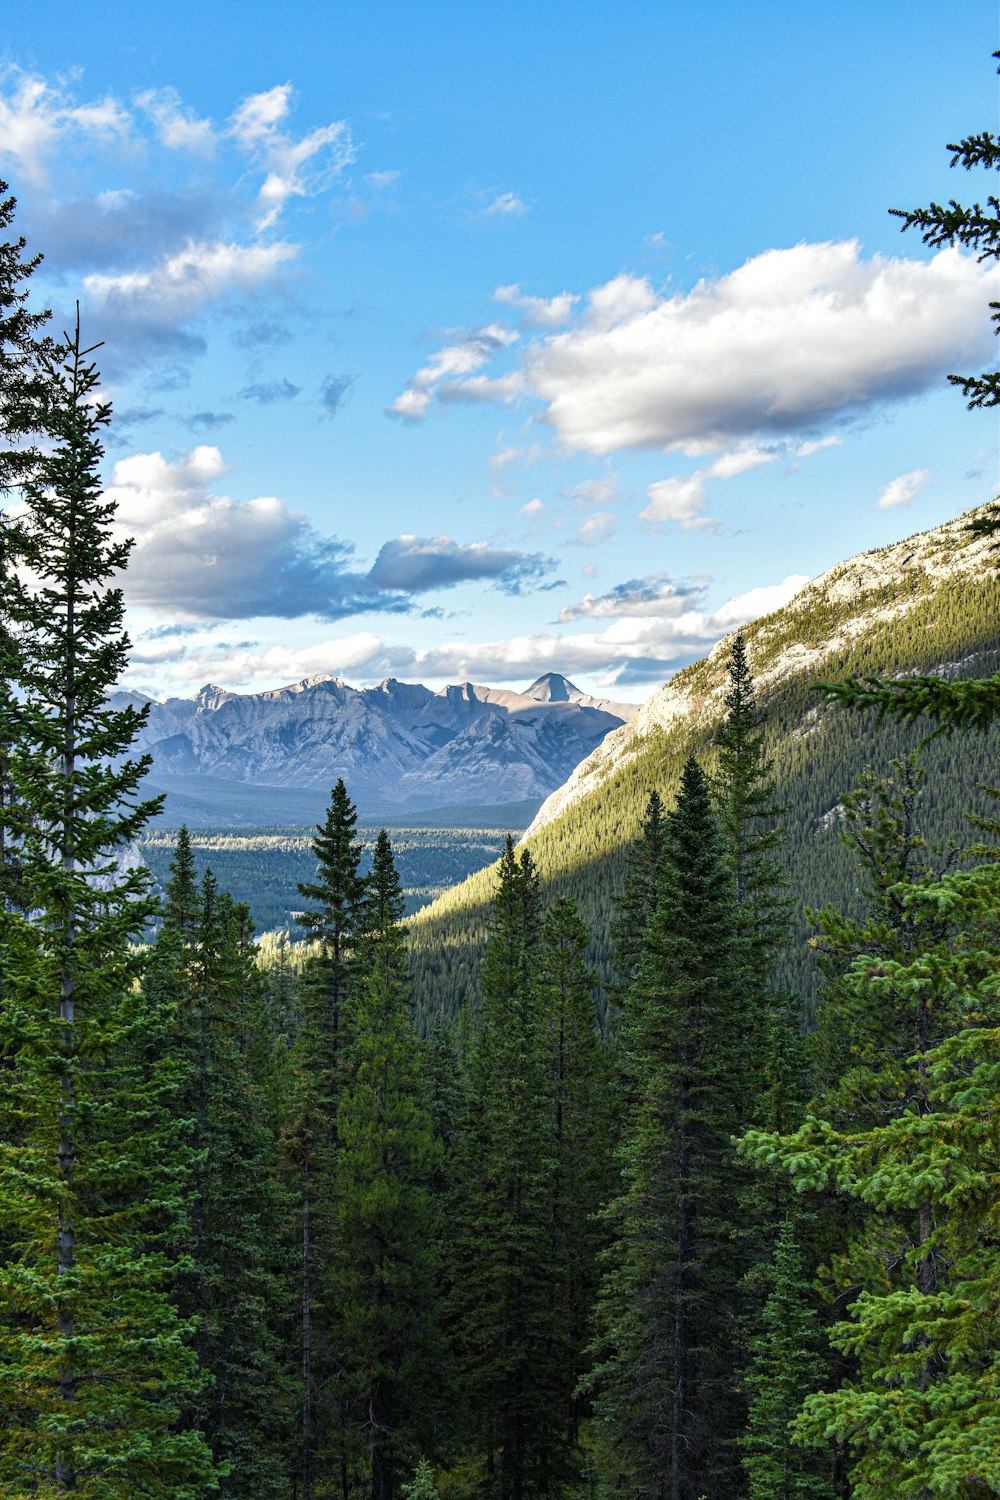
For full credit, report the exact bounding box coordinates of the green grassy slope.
[407,508,1000,1029]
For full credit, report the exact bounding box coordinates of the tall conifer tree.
[285,777,365,1499]
[0,319,213,1493]
[453,838,570,1499]
[590,757,744,1500]
[333,830,446,1500]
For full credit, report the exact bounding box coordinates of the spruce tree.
[741,1218,834,1500]
[538,896,615,1448]
[333,830,446,1500]
[1,182,52,915]
[743,853,1000,1495]
[453,837,569,1499]
[0,318,214,1493]
[158,863,290,1498]
[589,757,745,1500]
[285,778,365,1498]
[609,788,665,1028]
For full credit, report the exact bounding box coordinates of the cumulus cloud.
[493,283,577,329]
[398,242,1000,454]
[641,474,715,530]
[135,87,216,153]
[0,66,130,183]
[567,474,619,509]
[876,468,931,509]
[125,563,813,695]
[708,575,810,628]
[387,324,519,421]
[367,534,555,595]
[228,82,355,229]
[108,446,555,621]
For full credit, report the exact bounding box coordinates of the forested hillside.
[409,510,1000,1026]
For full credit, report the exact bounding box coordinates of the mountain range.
[407,503,1000,1025]
[113,673,636,825]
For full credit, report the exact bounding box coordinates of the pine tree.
[1,181,52,916]
[333,830,446,1500]
[743,854,1000,1495]
[609,788,665,1027]
[0,318,214,1493]
[453,838,569,1499]
[741,1218,834,1500]
[157,863,291,1498]
[285,778,365,1499]
[538,896,615,1448]
[589,758,745,1500]
[0,179,51,492]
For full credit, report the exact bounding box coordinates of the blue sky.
[2,1,998,701]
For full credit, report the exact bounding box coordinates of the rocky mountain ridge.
[112,672,636,819]
[407,503,1000,1023]
[524,508,995,838]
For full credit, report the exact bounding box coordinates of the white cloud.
[708,575,810,628]
[568,474,619,509]
[135,88,215,152]
[83,239,298,364]
[387,324,519,420]
[493,283,577,329]
[108,445,360,620]
[574,510,617,545]
[796,436,842,459]
[705,445,780,480]
[109,447,555,620]
[406,242,1000,454]
[876,468,931,509]
[640,474,715,530]
[0,67,130,182]
[228,83,355,229]
[519,498,546,520]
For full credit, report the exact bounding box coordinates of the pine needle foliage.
[590,757,745,1500]
[0,320,213,1495]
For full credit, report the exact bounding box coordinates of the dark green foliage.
[0,179,51,493]
[609,787,665,1028]
[286,778,366,1498]
[452,839,572,1499]
[744,856,1000,1495]
[0,322,213,1494]
[539,897,616,1444]
[333,830,447,1500]
[156,863,291,1497]
[741,1218,835,1500]
[590,758,746,1500]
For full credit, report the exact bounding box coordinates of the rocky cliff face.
[111,673,637,814]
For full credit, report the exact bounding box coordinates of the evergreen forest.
[2,85,1000,1500]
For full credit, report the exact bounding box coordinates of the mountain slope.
[408,505,1000,1027]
